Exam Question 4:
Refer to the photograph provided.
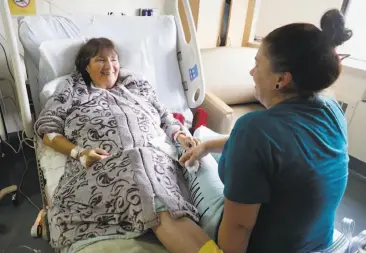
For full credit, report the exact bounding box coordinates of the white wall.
[0,21,24,138]
[254,0,343,39]
[224,0,346,46]
[43,0,165,17]
[334,65,366,163]
[196,0,225,48]
[225,0,248,46]
[0,19,23,80]
[340,0,366,61]
[349,102,366,162]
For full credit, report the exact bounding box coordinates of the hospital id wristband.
[173,130,185,143]
[70,146,85,160]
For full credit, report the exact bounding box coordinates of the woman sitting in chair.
[180,9,352,253]
[35,38,222,253]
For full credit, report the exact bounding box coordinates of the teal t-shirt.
[218,95,349,253]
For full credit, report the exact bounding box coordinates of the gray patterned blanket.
[35,70,198,248]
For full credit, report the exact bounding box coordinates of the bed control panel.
[171,0,206,108]
[189,64,199,81]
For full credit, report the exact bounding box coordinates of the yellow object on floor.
[31,209,44,238]
[199,240,224,253]
[0,185,17,200]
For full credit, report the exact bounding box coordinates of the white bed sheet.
[36,138,67,205]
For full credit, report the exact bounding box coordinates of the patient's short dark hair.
[75,37,119,86]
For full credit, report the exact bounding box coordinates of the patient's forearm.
[204,137,228,153]
[43,135,76,157]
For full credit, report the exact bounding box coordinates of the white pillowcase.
[194,125,229,142]
[194,126,229,163]
[38,38,87,88]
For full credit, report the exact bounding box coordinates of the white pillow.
[40,75,70,108]
[143,36,191,121]
[194,126,229,163]
[194,125,229,142]
[118,39,156,88]
[39,38,87,89]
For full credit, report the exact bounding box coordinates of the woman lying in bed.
[35,38,223,253]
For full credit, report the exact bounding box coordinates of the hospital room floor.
[0,139,366,253]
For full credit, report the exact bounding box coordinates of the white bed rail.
[0,0,34,138]
[166,0,206,108]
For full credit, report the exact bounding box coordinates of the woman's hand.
[79,148,111,168]
[177,134,201,151]
[179,142,208,167]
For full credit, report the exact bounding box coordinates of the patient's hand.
[79,148,111,168]
[179,143,208,168]
[177,134,201,151]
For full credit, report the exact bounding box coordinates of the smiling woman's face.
[86,48,120,89]
[249,45,280,108]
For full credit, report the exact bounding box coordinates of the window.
[340,0,366,61]
[219,0,231,46]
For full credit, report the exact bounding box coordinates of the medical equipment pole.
[0,102,8,140]
[0,0,34,138]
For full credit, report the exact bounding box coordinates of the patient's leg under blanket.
[183,154,225,240]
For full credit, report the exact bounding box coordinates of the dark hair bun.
[320,9,353,47]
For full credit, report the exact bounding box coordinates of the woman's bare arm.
[43,135,76,157]
[203,137,229,153]
[179,136,229,166]
[218,199,260,253]
[43,134,110,168]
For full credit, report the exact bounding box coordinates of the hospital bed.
[0,0,222,252]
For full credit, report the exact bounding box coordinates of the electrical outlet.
[338,99,358,125]
[254,36,263,42]
[337,100,349,113]
[362,89,366,102]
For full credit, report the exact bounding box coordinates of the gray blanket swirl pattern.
[35,70,198,248]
